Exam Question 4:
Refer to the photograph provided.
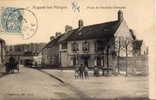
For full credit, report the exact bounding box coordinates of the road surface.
[0,65,148,100]
[0,66,84,100]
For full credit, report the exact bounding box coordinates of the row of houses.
[40,10,148,70]
[5,43,46,65]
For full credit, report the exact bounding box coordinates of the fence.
[116,56,148,76]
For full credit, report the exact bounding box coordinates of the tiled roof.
[42,35,63,50]
[62,20,121,41]
[58,30,75,43]
[133,40,143,48]
[129,29,136,40]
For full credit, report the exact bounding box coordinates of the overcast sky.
[0,0,155,46]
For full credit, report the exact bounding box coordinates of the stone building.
[59,10,138,68]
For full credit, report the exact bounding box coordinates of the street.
[0,65,148,100]
[0,66,81,100]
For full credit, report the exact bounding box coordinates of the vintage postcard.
[0,0,156,100]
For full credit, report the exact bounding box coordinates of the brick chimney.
[55,32,61,38]
[65,25,72,32]
[50,36,55,41]
[78,19,84,28]
[118,10,124,22]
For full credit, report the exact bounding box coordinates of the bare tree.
[115,36,132,76]
[122,37,132,76]
[115,37,122,74]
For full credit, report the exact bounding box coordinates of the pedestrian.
[5,60,9,74]
[94,66,99,77]
[75,67,79,79]
[9,56,16,73]
[84,66,89,79]
[79,64,84,79]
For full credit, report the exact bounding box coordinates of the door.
[84,58,88,67]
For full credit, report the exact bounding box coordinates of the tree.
[122,37,132,76]
[115,37,122,73]
[115,36,132,75]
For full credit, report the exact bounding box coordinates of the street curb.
[37,69,65,84]
[37,69,91,99]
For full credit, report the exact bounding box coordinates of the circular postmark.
[1,8,38,39]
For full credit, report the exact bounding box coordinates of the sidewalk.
[0,64,6,78]
[42,69,148,99]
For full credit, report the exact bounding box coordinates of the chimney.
[55,32,61,38]
[65,25,72,32]
[50,36,55,41]
[78,19,84,28]
[118,10,124,22]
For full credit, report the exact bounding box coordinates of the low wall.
[117,56,148,76]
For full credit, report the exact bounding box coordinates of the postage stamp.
[0,7,38,39]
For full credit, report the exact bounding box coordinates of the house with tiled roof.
[58,10,142,68]
[41,33,63,66]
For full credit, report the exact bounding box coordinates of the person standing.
[84,66,89,79]
[75,66,79,79]
[79,64,84,79]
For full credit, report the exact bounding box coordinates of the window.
[82,41,89,52]
[72,42,79,52]
[61,42,67,49]
[96,40,104,51]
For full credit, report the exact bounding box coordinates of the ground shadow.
[0,72,9,78]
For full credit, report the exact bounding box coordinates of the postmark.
[1,8,38,39]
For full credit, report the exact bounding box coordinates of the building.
[6,43,46,65]
[39,10,147,75]
[41,33,62,67]
[59,10,139,68]
[0,38,5,66]
[40,10,146,75]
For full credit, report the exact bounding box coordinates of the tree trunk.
[117,40,121,74]
[126,47,128,76]
[117,52,120,73]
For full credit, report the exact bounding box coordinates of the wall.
[68,40,96,55]
[114,56,148,75]
[60,39,116,67]
[114,20,134,57]
[67,40,96,67]
[42,45,60,66]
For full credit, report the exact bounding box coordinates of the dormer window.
[82,41,89,52]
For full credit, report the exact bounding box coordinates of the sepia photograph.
[0,0,155,100]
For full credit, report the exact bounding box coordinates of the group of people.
[75,64,89,79]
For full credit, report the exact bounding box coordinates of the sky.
[0,0,155,46]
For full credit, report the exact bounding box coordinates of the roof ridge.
[83,20,119,28]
